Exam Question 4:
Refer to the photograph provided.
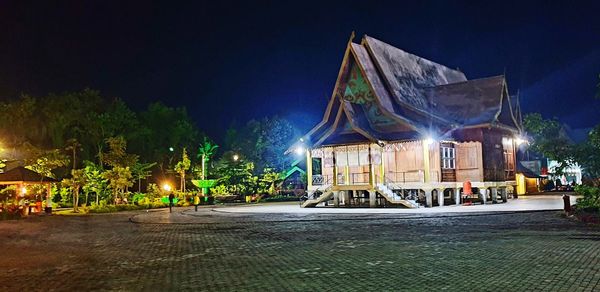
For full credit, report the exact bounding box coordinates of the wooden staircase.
[375,183,419,208]
[301,186,333,208]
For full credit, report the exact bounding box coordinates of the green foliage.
[575,125,600,184]
[61,169,87,212]
[102,136,138,168]
[82,161,108,204]
[523,113,575,175]
[210,185,228,195]
[25,148,70,179]
[575,185,600,210]
[103,166,133,202]
[174,148,191,191]
[225,116,296,173]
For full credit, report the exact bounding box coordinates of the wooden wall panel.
[456,142,483,182]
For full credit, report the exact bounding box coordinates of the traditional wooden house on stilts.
[291,34,523,208]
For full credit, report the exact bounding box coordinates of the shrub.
[575,185,600,210]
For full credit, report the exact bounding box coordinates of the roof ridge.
[363,34,465,78]
[425,75,505,89]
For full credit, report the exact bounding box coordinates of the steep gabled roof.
[290,34,520,152]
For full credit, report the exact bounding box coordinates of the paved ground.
[215,195,578,214]
[1,199,599,291]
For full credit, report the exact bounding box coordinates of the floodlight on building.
[424,137,434,146]
[294,146,305,156]
[515,137,527,146]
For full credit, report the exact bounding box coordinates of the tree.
[65,138,82,170]
[25,148,70,179]
[197,138,219,184]
[225,116,295,173]
[523,113,575,175]
[174,148,191,191]
[101,136,138,168]
[61,169,87,212]
[131,162,157,192]
[103,166,133,203]
[82,161,108,205]
[575,125,600,185]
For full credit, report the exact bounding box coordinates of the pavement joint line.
[128,207,565,225]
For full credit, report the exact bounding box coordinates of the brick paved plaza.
[1,201,599,291]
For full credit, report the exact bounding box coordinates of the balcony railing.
[312,174,332,186]
[385,170,425,184]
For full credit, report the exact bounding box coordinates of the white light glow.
[294,146,305,156]
[515,137,526,145]
[424,138,434,146]
[233,154,239,161]
[162,184,172,192]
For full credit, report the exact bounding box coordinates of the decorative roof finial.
[349,31,356,43]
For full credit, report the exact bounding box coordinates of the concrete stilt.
[333,191,340,207]
[369,190,376,208]
[500,188,507,203]
[424,189,433,207]
[437,189,444,207]
[344,191,351,207]
[455,188,461,205]
[491,188,498,203]
[479,188,487,204]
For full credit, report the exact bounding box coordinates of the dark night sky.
[1,1,599,141]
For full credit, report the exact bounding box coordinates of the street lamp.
[233,154,239,161]
[162,183,172,192]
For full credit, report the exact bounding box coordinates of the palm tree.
[197,138,219,194]
[131,162,157,192]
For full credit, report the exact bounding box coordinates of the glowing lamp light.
[515,137,526,146]
[21,187,27,196]
[424,137,434,146]
[169,147,174,152]
[294,146,305,156]
[232,154,239,161]
[162,183,172,192]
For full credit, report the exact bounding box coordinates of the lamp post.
[162,183,174,213]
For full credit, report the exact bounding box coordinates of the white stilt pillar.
[333,191,340,207]
[491,187,498,203]
[369,190,376,208]
[437,189,444,207]
[424,189,433,207]
[500,188,507,203]
[479,188,487,204]
[455,188,461,205]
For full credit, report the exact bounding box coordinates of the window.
[441,146,455,169]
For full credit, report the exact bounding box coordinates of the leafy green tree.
[135,102,200,174]
[575,125,600,185]
[259,168,283,195]
[61,169,87,212]
[82,161,108,204]
[523,113,575,175]
[101,136,139,168]
[174,148,191,191]
[65,138,82,170]
[225,116,295,173]
[103,166,133,203]
[25,148,70,179]
[131,161,157,192]
[213,152,257,195]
